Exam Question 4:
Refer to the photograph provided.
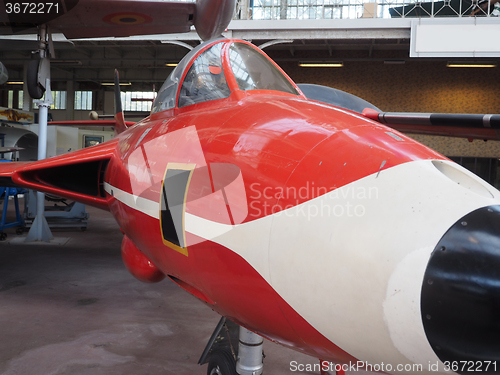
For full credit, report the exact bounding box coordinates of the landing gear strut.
[236,326,264,375]
[200,318,347,375]
[199,317,264,375]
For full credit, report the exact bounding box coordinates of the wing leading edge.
[0,139,118,210]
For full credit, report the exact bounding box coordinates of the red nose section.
[121,235,166,283]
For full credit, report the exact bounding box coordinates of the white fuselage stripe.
[103,182,235,240]
[104,182,159,220]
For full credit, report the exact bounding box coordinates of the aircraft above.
[0,0,235,41]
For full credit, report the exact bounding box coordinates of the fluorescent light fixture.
[101,82,132,86]
[384,60,406,65]
[165,63,178,67]
[131,97,155,102]
[447,61,497,68]
[51,60,82,66]
[6,81,24,85]
[299,62,343,68]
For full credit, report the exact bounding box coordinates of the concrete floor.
[0,200,373,375]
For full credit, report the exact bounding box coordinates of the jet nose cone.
[422,205,500,372]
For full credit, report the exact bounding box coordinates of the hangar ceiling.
[1,20,414,90]
[0,18,498,111]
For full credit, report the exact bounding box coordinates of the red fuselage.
[104,84,444,364]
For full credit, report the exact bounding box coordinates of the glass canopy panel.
[178,43,231,108]
[151,39,224,114]
[228,43,299,95]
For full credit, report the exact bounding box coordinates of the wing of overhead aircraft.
[0,0,235,41]
[0,0,194,38]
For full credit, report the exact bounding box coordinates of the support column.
[25,78,53,243]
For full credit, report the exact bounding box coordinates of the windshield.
[178,43,231,108]
[151,39,299,115]
[228,43,298,95]
[151,39,224,114]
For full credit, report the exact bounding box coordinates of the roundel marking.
[103,12,153,25]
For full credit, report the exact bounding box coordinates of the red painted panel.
[111,201,358,363]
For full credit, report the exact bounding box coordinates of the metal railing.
[235,0,499,19]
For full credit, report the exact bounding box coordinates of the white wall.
[29,125,79,158]
[78,129,115,149]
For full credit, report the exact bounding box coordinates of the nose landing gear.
[199,317,264,375]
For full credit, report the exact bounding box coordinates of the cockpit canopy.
[151,39,299,114]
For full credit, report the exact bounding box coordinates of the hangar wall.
[32,59,500,121]
[280,60,500,114]
[276,57,500,160]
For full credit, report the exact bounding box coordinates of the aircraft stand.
[0,186,25,240]
[24,190,89,230]
[25,79,54,243]
[24,25,54,243]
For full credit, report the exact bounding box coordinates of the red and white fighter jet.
[2,2,500,375]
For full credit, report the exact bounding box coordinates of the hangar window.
[228,43,298,95]
[7,90,13,108]
[7,90,23,110]
[121,91,155,112]
[18,91,24,109]
[74,91,93,110]
[33,91,66,110]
